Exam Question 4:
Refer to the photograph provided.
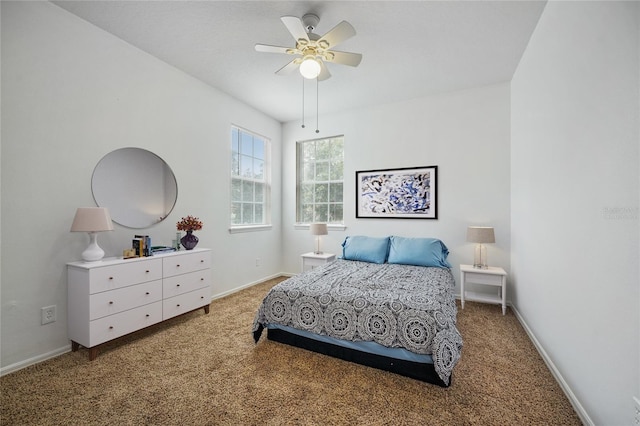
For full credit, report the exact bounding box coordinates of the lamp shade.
[70,207,114,232]
[466,226,495,244]
[309,223,328,236]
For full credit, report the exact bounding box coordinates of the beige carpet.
[1,277,580,425]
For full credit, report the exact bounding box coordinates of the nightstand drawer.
[465,272,503,286]
[305,257,330,267]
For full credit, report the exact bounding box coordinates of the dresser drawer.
[89,301,163,347]
[89,280,162,320]
[89,259,162,294]
[163,270,209,298]
[163,252,211,278]
[163,287,211,320]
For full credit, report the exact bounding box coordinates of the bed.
[253,236,463,387]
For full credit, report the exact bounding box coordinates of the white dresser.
[67,248,211,360]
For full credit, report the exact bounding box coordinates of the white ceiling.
[52,1,546,123]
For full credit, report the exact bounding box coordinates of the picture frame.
[356,165,438,219]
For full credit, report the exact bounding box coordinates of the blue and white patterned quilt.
[253,259,463,385]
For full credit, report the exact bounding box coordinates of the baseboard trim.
[210,272,292,301]
[1,345,71,377]
[510,304,593,426]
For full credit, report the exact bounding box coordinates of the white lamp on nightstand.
[70,207,114,262]
[466,226,495,269]
[309,223,328,254]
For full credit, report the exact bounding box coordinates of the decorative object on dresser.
[176,215,203,250]
[309,223,328,254]
[460,264,507,315]
[70,207,114,262]
[67,248,212,360]
[356,166,438,219]
[466,226,495,269]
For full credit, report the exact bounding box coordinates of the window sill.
[294,224,347,231]
[229,224,272,234]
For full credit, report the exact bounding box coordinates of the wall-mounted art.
[356,165,437,219]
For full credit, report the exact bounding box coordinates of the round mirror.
[92,148,178,229]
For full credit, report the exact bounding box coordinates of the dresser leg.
[88,347,98,361]
[203,304,210,314]
[71,341,79,352]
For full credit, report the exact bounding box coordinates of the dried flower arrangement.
[176,215,203,232]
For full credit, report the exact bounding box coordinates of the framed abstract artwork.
[356,166,438,219]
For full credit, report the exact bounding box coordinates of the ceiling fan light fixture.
[299,56,321,79]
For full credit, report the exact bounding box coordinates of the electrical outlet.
[41,305,56,325]
[634,396,640,424]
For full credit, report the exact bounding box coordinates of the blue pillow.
[387,236,451,268]
[342,236,390,264]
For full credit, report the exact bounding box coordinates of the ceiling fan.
[255,13,362,81]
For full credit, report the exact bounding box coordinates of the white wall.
[282,83,512,293]
[511,1,639,424]
[1,1,282,370]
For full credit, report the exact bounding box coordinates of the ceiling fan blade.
[325,50,362,67]
[317,62,332,81]
[317,20,356,49]
[280,16,309,43]
[255,44,292,54]
[275,59,300,76]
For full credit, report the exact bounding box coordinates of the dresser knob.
[176,264,180,268]
[145,292,150,295]
[145,270,150,273]
[177,304,180,307]
[200,278,204,281]
[109,301,114,305]
[176,284,180,287]
[109,277,114,280]
[200,296,204,299]
[146,314,150,317]
[200,260,204,263]
[109,326,114,330]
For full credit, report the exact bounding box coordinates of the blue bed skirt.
[261,324,448,387]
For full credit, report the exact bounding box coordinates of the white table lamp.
[71,207,114,262]
[309,223,328,254]
[466,226,495,269]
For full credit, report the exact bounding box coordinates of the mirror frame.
[91,147,178,229]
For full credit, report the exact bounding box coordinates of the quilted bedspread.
[253,259,463,385]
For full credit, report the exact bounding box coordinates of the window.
[297,136,344,224]
[231,127,270,227]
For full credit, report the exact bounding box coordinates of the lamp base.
[473,244,488,269]
[82,232,105,262]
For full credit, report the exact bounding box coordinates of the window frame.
[296,135,345,226]
[229,125,271,232]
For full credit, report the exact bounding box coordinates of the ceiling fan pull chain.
[315,78,319,134]
[301,77,305,129]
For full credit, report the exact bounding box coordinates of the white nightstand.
[460,264,508,315]
[301,252,336,272]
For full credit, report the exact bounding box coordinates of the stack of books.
[132,235,151,257]
[131,235,177,257]
[150,246,176,254]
